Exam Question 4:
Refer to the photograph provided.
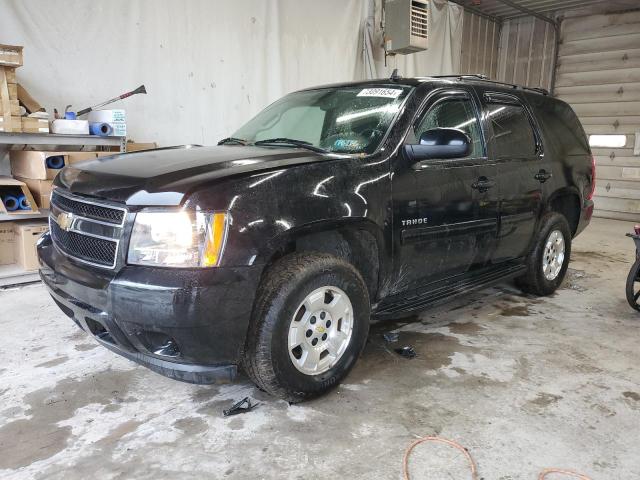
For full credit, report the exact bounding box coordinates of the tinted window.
[527,96,588,156]
[488,103,537,157]
[414,97,482,157]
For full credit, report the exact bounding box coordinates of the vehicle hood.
[55,145,338,206]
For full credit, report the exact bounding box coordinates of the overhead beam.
[447,0,501,23]
[492,0,557,27]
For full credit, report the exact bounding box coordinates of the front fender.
[184,155,392,269]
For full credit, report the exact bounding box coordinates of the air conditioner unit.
[385,0,429,55]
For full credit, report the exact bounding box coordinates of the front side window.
[413,97,483,157]
[232,86,413,154]
[487,102,537,157]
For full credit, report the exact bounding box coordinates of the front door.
[389,89,499,294]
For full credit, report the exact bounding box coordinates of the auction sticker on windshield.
[357,88,403,98]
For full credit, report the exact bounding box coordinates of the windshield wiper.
[253,138,327,153]
[218,137,248,146]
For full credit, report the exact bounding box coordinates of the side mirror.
[404,128,471,162]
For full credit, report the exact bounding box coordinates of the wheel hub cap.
[288,286,353,375]
[542,229,565,281]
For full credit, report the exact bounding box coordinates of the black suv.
[38,76,594,401]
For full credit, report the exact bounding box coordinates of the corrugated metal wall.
[459,11,500,79]
[555,10,640,221]
[496,17,556,90]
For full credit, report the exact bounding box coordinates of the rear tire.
[242,252,370,402]
[516,212,572,296]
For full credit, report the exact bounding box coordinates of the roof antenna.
[390,68,401,82]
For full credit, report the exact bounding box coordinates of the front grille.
[51,220,118,267]
[49,190,125,269]
[52,190,125,225]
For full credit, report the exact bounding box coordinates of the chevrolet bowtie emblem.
[57,211,74,231]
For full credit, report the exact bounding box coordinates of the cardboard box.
[66,151,119,165]
[66,152,99,164]
[17,84,43,113]
[126,142,157,152]
[14,221,48,271]
[21,117,49,133]
[0,222,15,265]
[17,177,52,209]
[0,176,39,215]
[10,151,68,180]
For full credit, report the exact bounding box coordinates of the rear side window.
[487,103,537,157]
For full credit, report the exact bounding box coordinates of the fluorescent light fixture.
[589,134,626,148]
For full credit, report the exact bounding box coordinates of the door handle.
[471,177,495,192]
[534,170,552,183]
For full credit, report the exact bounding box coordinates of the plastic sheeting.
[0,0,462,146]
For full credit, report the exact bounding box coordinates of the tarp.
[0,0,462,146]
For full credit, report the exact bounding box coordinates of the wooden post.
[0,66,15,132]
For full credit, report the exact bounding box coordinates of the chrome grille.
[49,190,126,269]
[51,190,125,225]
[50,221,117,267]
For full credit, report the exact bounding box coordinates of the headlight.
[128,210,229,267]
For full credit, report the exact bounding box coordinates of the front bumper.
[38,233,262,384]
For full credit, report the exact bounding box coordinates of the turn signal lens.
[202,212,229,267]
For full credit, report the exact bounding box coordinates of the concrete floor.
[1,217,639,479]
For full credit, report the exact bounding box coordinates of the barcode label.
[357,88,403,99]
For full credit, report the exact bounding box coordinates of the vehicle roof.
[298,75,551,98]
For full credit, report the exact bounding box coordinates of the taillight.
[587,155,596,200]
[635,225,640,235]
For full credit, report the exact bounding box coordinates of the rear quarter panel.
[524,92,593,212]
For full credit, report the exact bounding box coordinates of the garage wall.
[555,10,640,221]
[496,16,556,91]
[459,11,500,79]
[0,0,467,148]
[0,0,367,147]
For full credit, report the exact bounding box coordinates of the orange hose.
[538,468,593,480]
[402,436,479,480]
[402,436,593,480]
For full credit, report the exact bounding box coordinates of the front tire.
[242,252,370,402]
[516,212,572,296]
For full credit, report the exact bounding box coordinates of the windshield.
[231,85,413,154]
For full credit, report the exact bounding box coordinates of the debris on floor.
[223,397,259,417]
[394,346,416,359]
[383,331,399,343]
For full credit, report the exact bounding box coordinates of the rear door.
[480,92,551,262]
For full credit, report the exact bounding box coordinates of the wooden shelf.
[0,132,126,150]
[0,208,49,222]
[0,132,126,286]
